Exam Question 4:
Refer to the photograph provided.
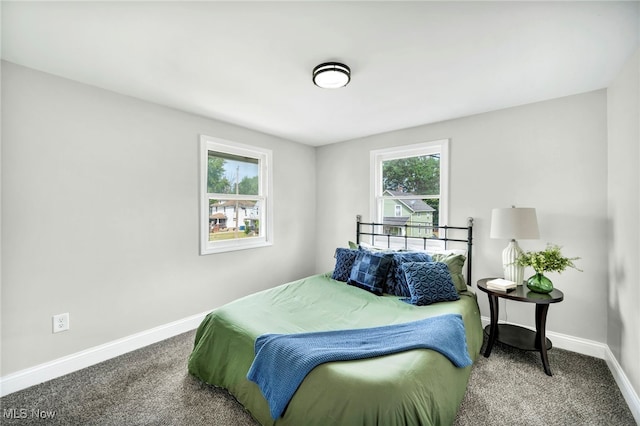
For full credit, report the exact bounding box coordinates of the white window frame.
[200,135,273,255]
[370,139,449,230]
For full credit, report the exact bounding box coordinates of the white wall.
[316,90,608,343]
[1,61,316,375]
[607,48,640,400]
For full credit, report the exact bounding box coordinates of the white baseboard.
[604,346,640,424]
[480,316,640,424]
[0,310,210,397]
[480,316,608,358]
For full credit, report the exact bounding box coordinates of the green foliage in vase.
[515,244,582,274]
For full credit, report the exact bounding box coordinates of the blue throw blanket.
[246,313,472,419]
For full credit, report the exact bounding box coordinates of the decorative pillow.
[429,248,467,257]
[386,252,433,297]
[401,262,460,306]
[347,251,392,295]
[358,242,397,253]
[431,253,467,292]
[332,248,359,282]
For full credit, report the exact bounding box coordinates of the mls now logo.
[3,408,57,419]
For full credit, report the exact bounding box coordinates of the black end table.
[477,278,564,376]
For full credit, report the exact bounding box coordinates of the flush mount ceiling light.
[312,62,351,89]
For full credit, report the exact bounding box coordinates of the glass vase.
[527,273,554,293]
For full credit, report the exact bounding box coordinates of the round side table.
[477,278,564,376]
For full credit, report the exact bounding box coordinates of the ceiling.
[2,1,638,146]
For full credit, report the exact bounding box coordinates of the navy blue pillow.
[387,252,433,296]
[401,262,460,306]
[332,248,359,282]
[347,251,392,295]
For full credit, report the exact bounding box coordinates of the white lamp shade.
[490,207,540,240]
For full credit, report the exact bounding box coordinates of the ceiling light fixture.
[312,62,351,89]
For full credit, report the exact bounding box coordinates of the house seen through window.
[371,140,449,245]
[200,135,272,254]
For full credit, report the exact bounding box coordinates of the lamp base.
[502,240,524,285]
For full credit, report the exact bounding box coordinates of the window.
[370,139,449,244]
[200,135,272,254]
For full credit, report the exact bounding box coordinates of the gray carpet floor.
[1,330,636,425]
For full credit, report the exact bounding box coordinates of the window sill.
[200,240,273,255]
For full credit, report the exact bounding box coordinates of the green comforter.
[188,273,484,426]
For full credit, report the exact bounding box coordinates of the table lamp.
[490,206,540,285]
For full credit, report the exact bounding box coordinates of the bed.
[188,218,483,425]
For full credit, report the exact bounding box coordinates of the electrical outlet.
[52,313,70,333]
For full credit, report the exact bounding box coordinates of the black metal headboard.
[355,215,474,286]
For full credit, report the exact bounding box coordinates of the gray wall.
[1,61,317,375]
[607,48,640,399]
[316,90,609,343]
[3,56,638,403]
